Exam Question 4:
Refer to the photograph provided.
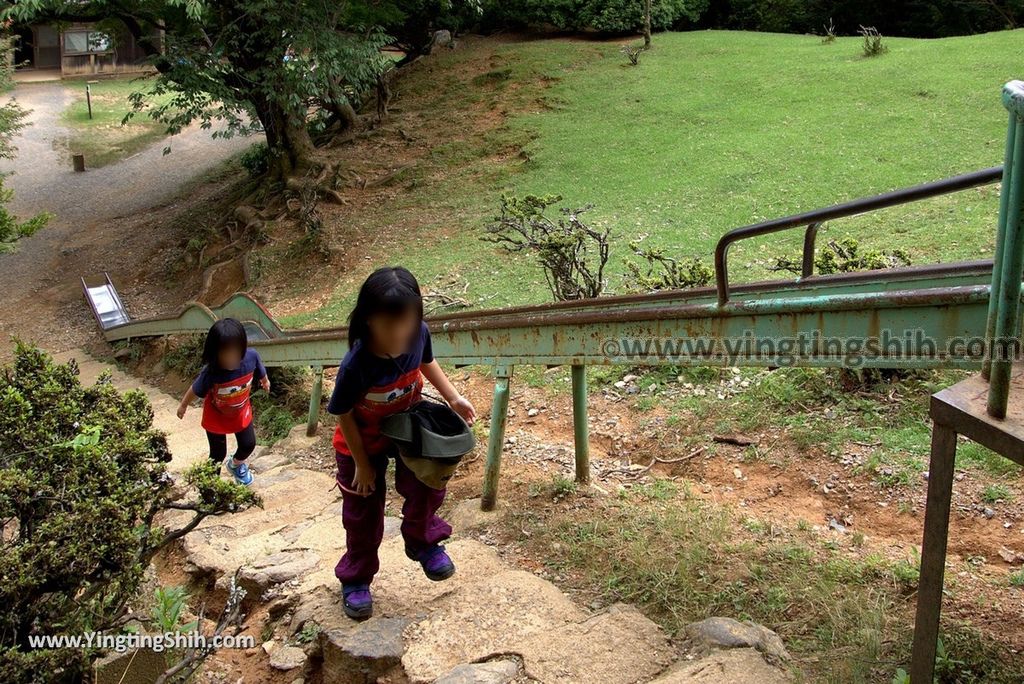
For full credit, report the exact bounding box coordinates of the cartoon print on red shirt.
[202,371,254,433]
[192,348,267,435]
[328,321,434,457]
[333,368,422,455]
[211,372,254,412]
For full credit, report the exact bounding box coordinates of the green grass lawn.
[61,75,170,168]
[510,30,1017,272]
[281,29,1023,327]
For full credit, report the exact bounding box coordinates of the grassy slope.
[511,30,1016,272]
[62,76,170,168]
[282,29,1022,327]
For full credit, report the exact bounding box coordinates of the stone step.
[179,443,682,683]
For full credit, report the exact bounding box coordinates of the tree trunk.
[251,94,316,179]
[323,93,358,141]
[643,0,653,49]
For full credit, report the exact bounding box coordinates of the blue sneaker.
[342,583,373,620]
[224,458,254,486]
[416,545,455,582]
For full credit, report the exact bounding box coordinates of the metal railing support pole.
[983,113,1018,380]
[909,423,958,683]
[306,365,323,436]
[800,222,821,278]
[482,365,513,511]
[571,364,590,484]
[988,82,1024,418]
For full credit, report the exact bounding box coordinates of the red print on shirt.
[333,368,422,456]
[202,370,255,434]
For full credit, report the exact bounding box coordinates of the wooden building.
[13,22,160,77]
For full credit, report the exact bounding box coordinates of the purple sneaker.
[342,583,373,620]
[417,545,455,582]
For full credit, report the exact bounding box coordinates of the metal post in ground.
[571,364,590,484]
[989,82,1024,417]
[481,365,512,511]
[306,365,323,436]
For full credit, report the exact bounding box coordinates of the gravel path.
[0,80,253,357]
[0,80,251,226]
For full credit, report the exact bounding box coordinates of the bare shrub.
[621,44,644,66]
[483,194,610,301]
[624,237,713,292]
[822,18,837,43]
[859,25,887,57]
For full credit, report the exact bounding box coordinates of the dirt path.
[0,81,250,226]
[0,81,251,357]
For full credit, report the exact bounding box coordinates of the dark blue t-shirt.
[191,348,267,434]
[327,321,433,455]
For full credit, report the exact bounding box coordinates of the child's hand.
[176,404,187,419]
[450,395,476,425]
[260,376,271,392]
[352,463,376,496]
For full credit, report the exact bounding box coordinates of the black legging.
[207,423,257,463]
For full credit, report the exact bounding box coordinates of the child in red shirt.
[177,318,269,485]
[328,266,475,620]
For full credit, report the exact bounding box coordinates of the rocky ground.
[60,348,795,684]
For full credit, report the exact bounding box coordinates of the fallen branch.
[655,446,705,464]
[422,291,471,316]
[610,446,706,479]
[713,434,758,447]
[362,164,414,189]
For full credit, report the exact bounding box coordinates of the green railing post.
[571,364,590,484]
[988,82,1024,418]
[982,112,1018,380]
[306,365,323,436]
[481,365,513,511]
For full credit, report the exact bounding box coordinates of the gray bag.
[380,400,475,489]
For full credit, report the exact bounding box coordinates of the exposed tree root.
[284,175,348,205]
[234,205,266,233]
[360,164,415,189]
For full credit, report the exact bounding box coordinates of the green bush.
[163,334,206,379]
[252,366,311,445]
[719,0,817,33]
[859,25,888,57]
[239,142,270,178]
[0,344,260,682]
[482,0,709,33]
[701,0,1023,38]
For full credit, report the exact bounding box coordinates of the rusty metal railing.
[713,166,1004,306]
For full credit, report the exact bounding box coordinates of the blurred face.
[367,309,418,357]
[217,345,243,371]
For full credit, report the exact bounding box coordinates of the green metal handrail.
[986,80,1024,417]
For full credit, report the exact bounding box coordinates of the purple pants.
[334,451,452,585]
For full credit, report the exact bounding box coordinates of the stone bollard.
[72,154,86,172]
